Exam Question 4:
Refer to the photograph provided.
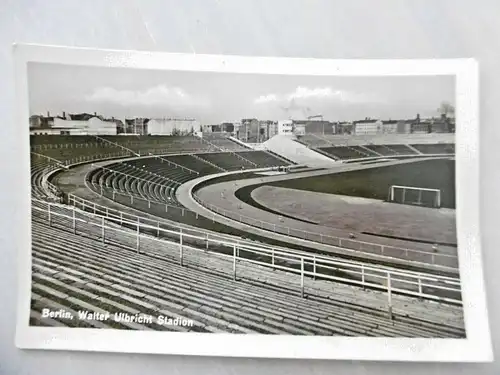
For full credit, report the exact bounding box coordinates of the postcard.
[14,44,492,361]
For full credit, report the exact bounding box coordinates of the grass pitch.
[269,158,456,209]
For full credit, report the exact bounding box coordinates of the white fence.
[87,173,458,271]
[88,162,459,270]
[32,198,463,319]
[192,194,459,270]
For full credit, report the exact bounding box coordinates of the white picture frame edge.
[13,43,493,362]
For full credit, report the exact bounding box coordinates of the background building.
[30,112,118,135]
[147,118,200,135]
[239,118,259,142]
[353,118,383,135]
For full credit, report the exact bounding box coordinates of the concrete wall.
[263,135,337,167]
[319,133,455,146]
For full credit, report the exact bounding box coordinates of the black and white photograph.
[14,46,491,361]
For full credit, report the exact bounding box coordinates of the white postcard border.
[13,44,492,362]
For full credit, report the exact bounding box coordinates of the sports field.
[268,158,456,209]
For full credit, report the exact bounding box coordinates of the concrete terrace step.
[32,240,354,335]
[31,220,465,337]
[72,215,464,326]
[34,207,463,322]
[32,223,414,320]
[34,209,465,324]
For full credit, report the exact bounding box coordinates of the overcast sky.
[28,62,455,124]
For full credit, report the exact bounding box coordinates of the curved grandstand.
[29,132,464,337]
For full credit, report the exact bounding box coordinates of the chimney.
[47,111,50,117]
[62,111,66,119]
[94,112,97,116]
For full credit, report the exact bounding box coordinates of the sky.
[28,62,455,124]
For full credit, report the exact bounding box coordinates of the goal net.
[388,185,441,208]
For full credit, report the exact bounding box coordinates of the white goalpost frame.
[389,185,441,208]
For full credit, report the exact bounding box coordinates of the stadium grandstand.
[29,126,463,337]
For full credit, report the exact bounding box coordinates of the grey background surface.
[0,0,498,373]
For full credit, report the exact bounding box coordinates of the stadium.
[28,117,464,338]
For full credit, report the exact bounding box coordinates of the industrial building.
[30,116,118,135]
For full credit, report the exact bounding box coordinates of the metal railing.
[198,136,258,167]
[94,135,140,156]
[32,149,458,271]
[64,193,451,279]
[31,142,105,151]
[88,180,194,218]
[191,153,227,172]
[192,194,459,270]
[119,163,183,186]
[33,200,462,318]
[91,165,178,192]
[62,151,132,166]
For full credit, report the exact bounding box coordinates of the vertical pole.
[205,233,209,250]
[387,272,393,320]
[112,190,116,201]
[233,245,237,280]
[120,212,123,226]
[361,265,365,287]
[179,229,183,266]
[72,209,76,234]
[165,204,168,212]
[313,256,317,280]
[300,257,305,298]
[47,203,52,226]
[157,222,160,237]
[418,190,422,205]
[136,217,140,253]
[93,203,96,214]
[131,195,134,204]
[402,188,406,205]
[418,274,423,298]
[101,216,105,243]
[271,249,275,266]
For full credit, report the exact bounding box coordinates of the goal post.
[388,185,441,208]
